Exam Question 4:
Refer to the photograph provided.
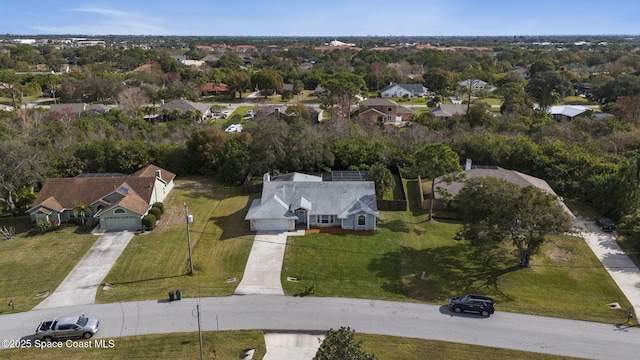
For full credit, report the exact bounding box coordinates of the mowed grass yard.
[0,217,97,313]
[1,176,634,326]
[282,178,634,324]
[0,176,632,358]
[0,330,573,360]
[97,176,257,303]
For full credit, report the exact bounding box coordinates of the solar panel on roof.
[118,186,130,193]
[329,170,370,181]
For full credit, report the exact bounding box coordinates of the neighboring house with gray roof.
[49,103,115,117]
[158,99,212,121]
[380,83,428,98]
[433,160,573,218]
[547,105,591,121]
[458,79,493,92]
[27,165,176,231]
[357,98,415,124]
[245,173,379,231]
[258,105,324,122]
[430,103,469,119]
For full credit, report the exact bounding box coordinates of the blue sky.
[1,0,639,37]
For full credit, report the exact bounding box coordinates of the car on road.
[448,294,495,317]
[246,109,254,117]
[36,315,100,341]
[221,110,231,119]
[595,218,616,232]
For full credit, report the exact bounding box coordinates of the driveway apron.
[33,231,134,310]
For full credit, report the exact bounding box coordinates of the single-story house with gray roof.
[245,173,379,231]
[380,83,428,98]
[433,160,574,218]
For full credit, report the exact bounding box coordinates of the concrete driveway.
[33,231,134,310]
[234,230,304,295]
[575,219,640,317]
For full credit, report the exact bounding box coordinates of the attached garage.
[102,216,141,231]
[251,219,292,232]
[97,207,145,232]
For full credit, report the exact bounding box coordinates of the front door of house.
[296,209,306,224]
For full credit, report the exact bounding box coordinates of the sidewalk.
[575,219,640,317]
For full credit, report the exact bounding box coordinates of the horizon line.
[2,34,640,38]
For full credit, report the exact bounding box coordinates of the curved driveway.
[2,295,640,358]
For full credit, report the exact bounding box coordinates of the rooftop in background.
[74,173,128,178]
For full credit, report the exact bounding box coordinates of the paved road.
[2,295,639,358]
[33,231,134,310]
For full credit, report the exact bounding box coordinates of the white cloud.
[33,7,173,35]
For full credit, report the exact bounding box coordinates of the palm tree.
[72,201,91,228]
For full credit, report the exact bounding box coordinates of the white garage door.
[254,219,289,231]
[105,216,139,231]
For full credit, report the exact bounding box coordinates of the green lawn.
[96,177,257,303]
[357,334,574,360]
[0,331,267,360]
[282,179,634,324]
[0,218,97,313]
[1,176,633,358]
[0,330,572,360]
[481,98,502,106]
[3,176,633,325]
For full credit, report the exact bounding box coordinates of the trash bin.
[168,291,175,301]
[176,289,182,300]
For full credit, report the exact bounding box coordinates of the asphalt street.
[2,295,639,359]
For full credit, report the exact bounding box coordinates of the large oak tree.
[455,177,573,267]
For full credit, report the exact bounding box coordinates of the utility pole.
[197,304,204,360]
[184,203,194,275]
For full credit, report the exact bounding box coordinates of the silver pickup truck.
[35,315,100,341]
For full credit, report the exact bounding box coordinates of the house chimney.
[155,169,161,179]
[465,159,472,171]
[263,172,271,183]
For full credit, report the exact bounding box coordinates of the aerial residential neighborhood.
[2,1,640,358]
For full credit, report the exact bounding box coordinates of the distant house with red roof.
[201,82,230,96]
[27,165,175,231]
